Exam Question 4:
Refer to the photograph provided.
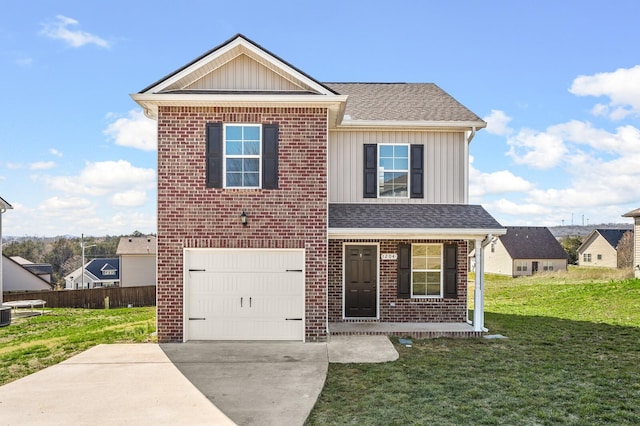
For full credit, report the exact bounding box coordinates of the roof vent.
[128,238,132,242]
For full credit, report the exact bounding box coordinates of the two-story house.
[132,34,504,343]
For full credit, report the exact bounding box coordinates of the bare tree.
[617,231,634,269]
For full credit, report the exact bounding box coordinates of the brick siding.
[328,239,469,323]
[156,106,328,342]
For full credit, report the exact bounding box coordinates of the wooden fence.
[3,286,156,309]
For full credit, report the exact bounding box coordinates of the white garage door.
[184,249,304,341]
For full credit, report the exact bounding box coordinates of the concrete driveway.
[0,337,397,426]
[160,342,328,426]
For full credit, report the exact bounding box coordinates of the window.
[543,261,554,271]
[224,124,261,188]
[411,244,442,297]
[363,144,423,199]
[378,144,408,197]
[583,253,592,262]
[597,254,602,260]
[206,122,278,189]
[516,261,528,272]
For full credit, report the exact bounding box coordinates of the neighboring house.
[10,256,53,283]
[2,255,54,292]
[623,208,640,278]
[64,258,120,289]
[577,229,632,268]
[483,227,568,277]
[132,34,504,343]
[116,236,157,287]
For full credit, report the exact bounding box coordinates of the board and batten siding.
[183,54,306,92]
[329,130,467,203]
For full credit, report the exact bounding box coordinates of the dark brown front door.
[345,245,377,317]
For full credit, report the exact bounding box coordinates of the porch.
[328,321,484,339]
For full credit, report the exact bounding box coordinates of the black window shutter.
[410,144,424,199]
[397,243,411,299]
[206,122,223,188]
[363,144,377,198]
[443,243,458,298]
[262,124,279,189]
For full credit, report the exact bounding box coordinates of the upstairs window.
[206,122,279,189]
[378,144,409,197]
[224,124,261,188]
[364,143,423,199]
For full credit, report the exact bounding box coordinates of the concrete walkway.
[0,344,234,425]
[0,337,399,426]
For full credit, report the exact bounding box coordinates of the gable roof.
[84,258,120,281]
[132,34,485,131]
[623,207,640,218]
[325,83,485,125]
[596,229,629,249]
[116,236,157,255]
[2,255,55,290]
[328,204,504,239]
[0,196,12,212]
[498,227,568,260]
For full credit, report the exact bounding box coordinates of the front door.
[532,261,539,274]
[344,245,377,317]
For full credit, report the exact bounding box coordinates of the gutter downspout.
[473,234,493,332]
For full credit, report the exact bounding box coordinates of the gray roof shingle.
[500,227,568,260]
[325,83,485,123]
[596,229,630,249]
[329,204,502,230]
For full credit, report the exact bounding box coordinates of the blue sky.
[1,1,639,237]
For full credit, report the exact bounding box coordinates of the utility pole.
[80,234,96,289]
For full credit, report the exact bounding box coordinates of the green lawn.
[307,271,640,425]
[0,307,156,386]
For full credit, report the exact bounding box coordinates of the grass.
[0,307,156,386]
[306,268,640,425]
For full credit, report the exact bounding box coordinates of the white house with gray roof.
[116,236,157,287]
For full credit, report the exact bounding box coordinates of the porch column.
[473,238,486,332]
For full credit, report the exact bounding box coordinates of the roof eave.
[328,227,507,240]
[131,93,348,126]
[335,119,487,131]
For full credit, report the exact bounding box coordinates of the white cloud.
[483,110,513,136]
[15,57,33,67]
[506,128,567,169]
[43,160,155,196]
[5,162,24,170]
[111,190,148,207]
[40,15,110,48]
[490,198,553,216]
[569,65,640,119]
[469,158,533,199]
[104,110,157,151]
[49,148,63,157]
[30,161,55,170]
[39,196,93,212]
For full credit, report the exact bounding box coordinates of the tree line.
[3,231,151,286]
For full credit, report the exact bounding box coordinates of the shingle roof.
[116,236,157,255]
[623,207,640,218]
[329,204,502,230]
[325,83,485,123]
[85,258,120,281]
[596,229,630,249]
[499,227,568,260]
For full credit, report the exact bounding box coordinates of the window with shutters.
[378,144,408,197]
[224,124,261,188]
[411,244,442,297]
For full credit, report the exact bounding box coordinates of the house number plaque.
[381,253,398,260]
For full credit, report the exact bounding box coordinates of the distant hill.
[548,223,633,239]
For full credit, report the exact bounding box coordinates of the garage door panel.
[185,250,304,341]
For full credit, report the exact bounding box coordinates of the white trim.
[329,228,507,240]
[182,247,306,342]
[337,119,487,130]
[131,93,348,121]
[223,123,262,189]
[410,243,443,298]
[378,143,409,199]
[342,242,380,320]
[143,37,336,96]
